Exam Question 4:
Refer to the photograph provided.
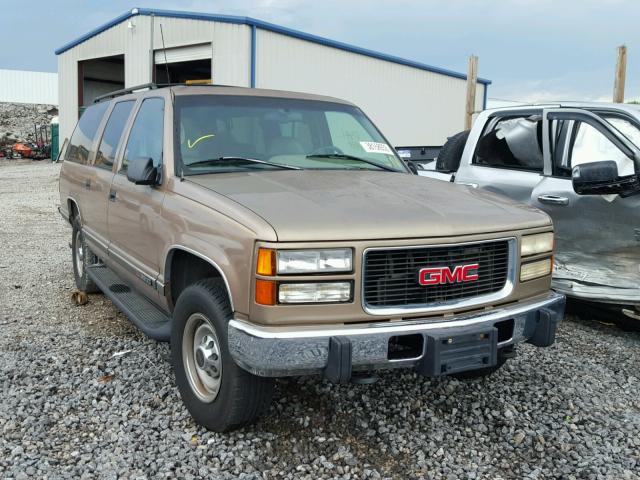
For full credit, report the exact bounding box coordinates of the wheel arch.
[67,197,81,225]
[164,246,235,313]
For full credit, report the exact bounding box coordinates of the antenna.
[159,24,171,84]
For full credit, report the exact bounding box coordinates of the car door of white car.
[454,110,545,204]
[531,108,640,304]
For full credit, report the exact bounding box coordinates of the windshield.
[175,95,406,175]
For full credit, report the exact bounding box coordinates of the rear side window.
[94,101,135,170]
[120,98,164,173]
[473,116,544,172]
[66,102,109,164]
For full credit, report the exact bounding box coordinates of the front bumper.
[228,292,565,379]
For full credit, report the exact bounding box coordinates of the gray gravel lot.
[1,160,639,479]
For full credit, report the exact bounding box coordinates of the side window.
[94,101,134,170]
[569,122,636,176]
[473,116,543,172]
[65,102,109,164]
[121,98,164,172]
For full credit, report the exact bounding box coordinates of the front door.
[83,100,136,256]
[455,111,544,203]
[533,108,640,303]
[107,97,166,302]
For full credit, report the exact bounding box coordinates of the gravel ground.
[1,160,639,479]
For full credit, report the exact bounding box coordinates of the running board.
[87,265,171,342]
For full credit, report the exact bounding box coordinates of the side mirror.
[572,160,639,196]
[127,157,158,185]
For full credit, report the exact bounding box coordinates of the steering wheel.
[309,146,344,156]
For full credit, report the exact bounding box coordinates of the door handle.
[537,194,569,206]
[109,189,117,202]
[84,179,91,190]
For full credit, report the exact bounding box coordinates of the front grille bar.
[362,238,516,316]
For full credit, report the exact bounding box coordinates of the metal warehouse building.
[0,69,58,105]
[55,7,490,147]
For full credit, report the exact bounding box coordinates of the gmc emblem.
[418,263,479,286]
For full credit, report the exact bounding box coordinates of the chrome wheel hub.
[74,230,84,277]
[183,313,222,403]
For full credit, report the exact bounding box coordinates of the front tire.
[71,217,99,293]
[171,279,274,432]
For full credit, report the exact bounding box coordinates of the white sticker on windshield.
[397,149,411,158]
[360,141,394,155]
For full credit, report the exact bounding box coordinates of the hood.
[188,170,551,241]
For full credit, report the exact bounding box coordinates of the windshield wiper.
[187,156,301,170]
[305,154,399,172]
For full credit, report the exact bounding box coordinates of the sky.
[1,0,639,103]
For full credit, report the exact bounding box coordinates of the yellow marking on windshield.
[187,134,215,149]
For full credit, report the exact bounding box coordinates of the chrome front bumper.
[228,292,565,378]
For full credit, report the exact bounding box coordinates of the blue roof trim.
[55,7,491,85]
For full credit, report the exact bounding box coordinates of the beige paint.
[59,87,553,328]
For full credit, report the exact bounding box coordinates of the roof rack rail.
[93,82,177,103]
[93,82,237,103]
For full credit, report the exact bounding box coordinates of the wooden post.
[613,45,627,103]
[464,55,478,130]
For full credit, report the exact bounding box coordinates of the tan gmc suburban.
[58,84,565,432]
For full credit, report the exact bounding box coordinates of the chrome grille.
[363,240,510,309]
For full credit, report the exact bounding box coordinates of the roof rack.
[93,83,175,103]
[93,82,236,103]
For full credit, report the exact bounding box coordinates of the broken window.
[473,116,544,172]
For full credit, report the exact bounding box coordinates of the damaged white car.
[418,103,640,321]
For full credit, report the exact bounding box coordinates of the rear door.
[60,102,109,254]
[455,110,545,203]
[532,108,640,301]
[107,97,166,301]
[82,100,136,255]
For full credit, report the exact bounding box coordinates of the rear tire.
[171,278,274,432]
[436,130,470,172]
[71,217,99,293]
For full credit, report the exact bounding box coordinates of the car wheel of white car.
[436,129,470,172]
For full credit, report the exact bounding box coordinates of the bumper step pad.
[87,265,170,341]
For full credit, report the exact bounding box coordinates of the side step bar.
[87,265,171,342]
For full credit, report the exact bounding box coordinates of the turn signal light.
[255,279,276,305]
[257,248,275,276]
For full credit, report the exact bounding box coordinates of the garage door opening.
[154,43,212,84]
[78,55,124,107]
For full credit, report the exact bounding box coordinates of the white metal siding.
[0,69,58,105]
[255,30,484,146]
[58,17,253,141]
[58,14,484,146]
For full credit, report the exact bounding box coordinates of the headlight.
[278,282,352,303]
[520,258,552,281]
[276,248,352,274]
[520,232,554,257]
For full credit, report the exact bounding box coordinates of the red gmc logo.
[418,263,479,285]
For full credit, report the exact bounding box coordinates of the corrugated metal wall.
[58,16,252,141]
[57,14,485,147]
[0,69,58,105]
[255,30,484,147]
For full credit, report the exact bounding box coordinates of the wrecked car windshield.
[174,95,406,175]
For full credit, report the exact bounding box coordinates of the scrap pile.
[0,102,57,160]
